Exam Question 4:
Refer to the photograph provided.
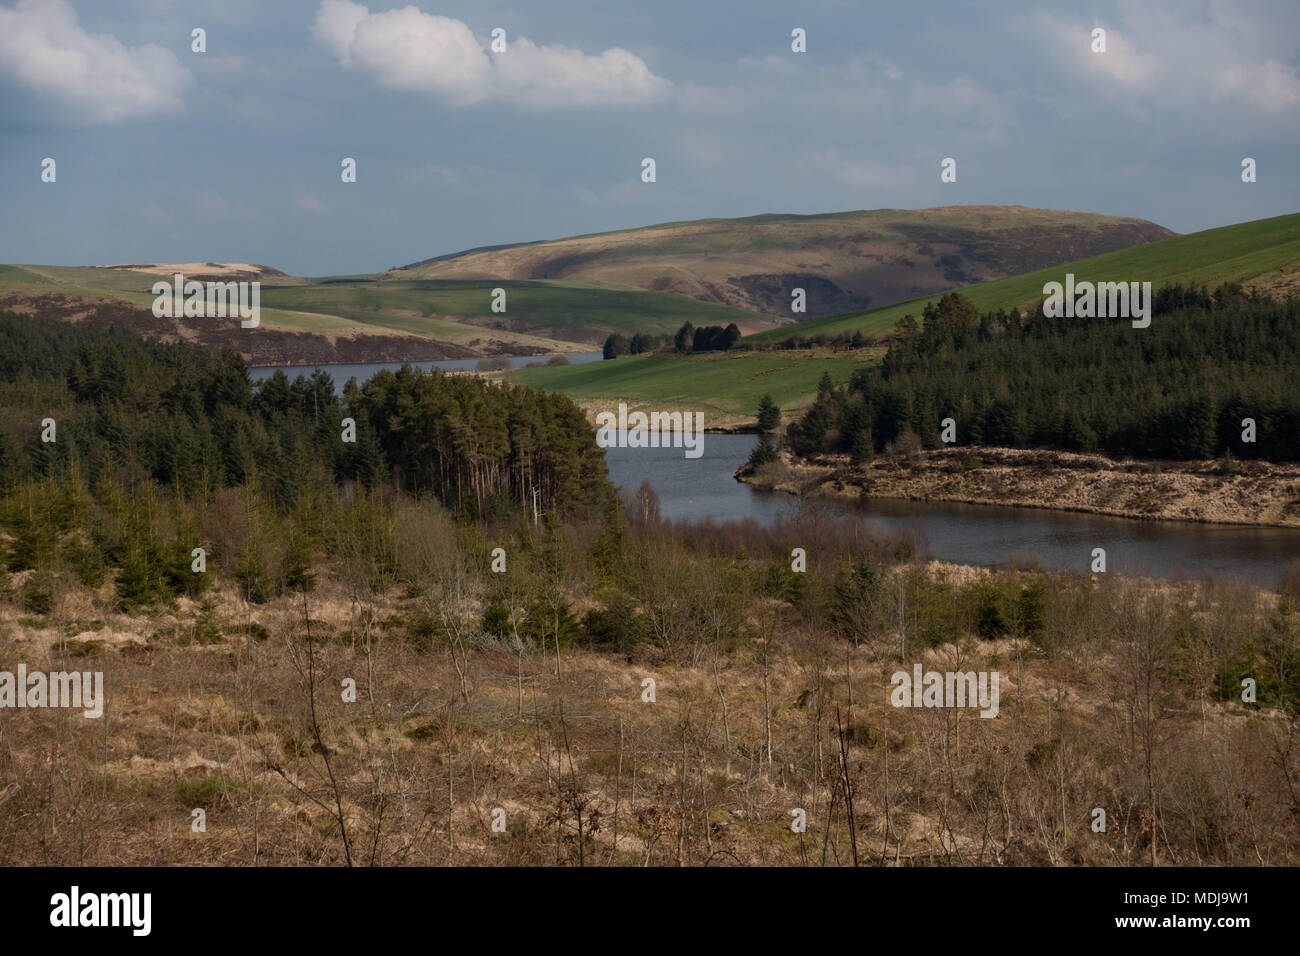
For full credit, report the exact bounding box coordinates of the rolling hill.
[749,211,1300,341]
[258,278,779,345]
[394,205,1175,318]
[0,263,499,366]
[0,263,779,362]
[514,211,1300,427]
[9,208,1293,380]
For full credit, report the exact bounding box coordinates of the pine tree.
[849,427,874,465]
[674,321,695,353]
[748,435,779,466]
[602,333,629,360]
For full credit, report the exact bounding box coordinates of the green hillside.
[509,349,877,428]
[749,211,1300,341]
[514,212,1300,428]
[0,264,781,353]
[261,278,780,346]
[0,265,377,337]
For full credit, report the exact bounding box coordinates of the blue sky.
[0,0,1296,276]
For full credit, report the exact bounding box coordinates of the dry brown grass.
[1,559,1296,868]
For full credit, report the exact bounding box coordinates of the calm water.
[247,352,602,390]
[602,433,1300,585]
[248,360,1300,584]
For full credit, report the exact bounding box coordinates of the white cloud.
[0,0,193,123]
[1032,4,1300,117]
[493,37,669,108]
[312,1,490,104]
[1217,60,1300,111]
[1040,19,1161,89]
[311,0,669,108]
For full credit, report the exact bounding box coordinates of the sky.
[0,0,1296,276]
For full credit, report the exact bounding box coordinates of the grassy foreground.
[3,505,1296,867]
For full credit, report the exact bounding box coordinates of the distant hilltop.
[391,205,1176,319]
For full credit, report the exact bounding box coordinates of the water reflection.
[602,433,1300,586]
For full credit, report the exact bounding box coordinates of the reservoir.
[249,362,1300,586]
[246,351,603,386]
[603,433,1300,587]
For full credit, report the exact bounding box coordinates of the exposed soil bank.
[737,446,1300,528]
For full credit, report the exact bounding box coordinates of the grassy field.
[261,277,778,346]
[749,211,1300,341]
[0,264,580,352]
[0,264,779,353]
[509,348,879,428]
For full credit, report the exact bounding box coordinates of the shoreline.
[245,348,584,369]
[737,446,1300,529]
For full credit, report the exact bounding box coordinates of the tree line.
[603,320,743,359]
[785,286,1300,461]
[0,310,614,519]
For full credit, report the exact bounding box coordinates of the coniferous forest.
[785,285,1300,462]
[0,310,612,519]
[0,310,614,611]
